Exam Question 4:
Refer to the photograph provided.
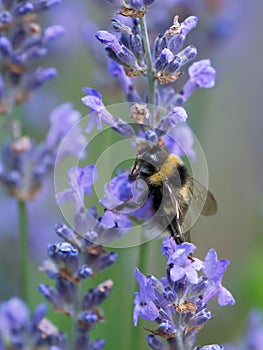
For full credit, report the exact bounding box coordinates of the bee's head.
[129,144,168,181]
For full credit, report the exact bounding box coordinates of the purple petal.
[162,237,177,257]
[49,102,81,134]
[81,164,98,196]
[56,188,73,204]
[188,59,216,88]
[82,87,104,111]
[218,286,235,306]
[170,267,186,282]
[181,16,198,36]
[157,106,188,134]
[96,30,121,53]
[203,249,229,282]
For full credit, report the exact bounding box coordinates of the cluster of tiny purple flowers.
[133,238,234,350]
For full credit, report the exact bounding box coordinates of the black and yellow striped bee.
[129,142,217,244]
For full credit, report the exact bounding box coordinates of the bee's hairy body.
[129,145,192,243]
[129,143,217,244]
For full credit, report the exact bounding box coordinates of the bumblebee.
[129,142,217,244]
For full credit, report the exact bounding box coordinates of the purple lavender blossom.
[133,268,159,326]
[133,237,234,348]
[82,87,135,137]
[99,172,147,212]
[224,309,263,350]
[45,102,87,161]
[174,59,216,106]
[96,30,141,71]
[167,242,203,284]
[156,106,188,136]
[203,249,235,306]
[57,165,98,213]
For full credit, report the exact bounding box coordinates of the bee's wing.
[162,179,192,242]
[189,177,218,216]
[163,177,217,238]
[163,178,180,219]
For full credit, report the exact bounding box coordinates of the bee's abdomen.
[171,164,189,187]
[148,184,163,211]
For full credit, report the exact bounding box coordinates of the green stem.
[174,314,184,350]
[140,15,156,123]
[129,240,151,350]
[68,284,79,350]
[137,241,150,272]
[18,200,30,305]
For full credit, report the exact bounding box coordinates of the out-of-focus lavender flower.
[108,60,141,102]
[146,0,237,48]
[164,124,196,161]
[133,237,234,348]
[0,0,63,113]
[0,297,66,349]
[224,309,263,350]
[57,165,98,213]
[0,103,86,200]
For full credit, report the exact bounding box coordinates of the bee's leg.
[167,223,183,245]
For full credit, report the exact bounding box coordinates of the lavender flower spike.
[134,237,234,348]
[39,215,117,349]
[0,0,63,112]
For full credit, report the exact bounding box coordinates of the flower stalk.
[140,15,156,120]
[18,199,30,306]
